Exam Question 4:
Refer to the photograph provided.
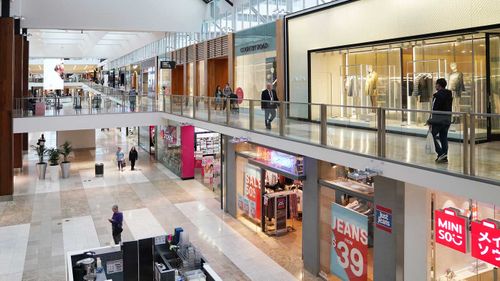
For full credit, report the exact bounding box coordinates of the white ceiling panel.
[29,29,165,60]
[15,0,207,33]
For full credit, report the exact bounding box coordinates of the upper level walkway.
[13,83,500,205]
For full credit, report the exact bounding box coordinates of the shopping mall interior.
[1,0,500,281]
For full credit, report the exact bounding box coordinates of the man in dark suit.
[261,83,279,129]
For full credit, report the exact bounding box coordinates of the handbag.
[425,128,435,155]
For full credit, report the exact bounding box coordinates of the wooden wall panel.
[207,58,228,98]
[22,39,28,151]
[0,18,15,196]
[13,35,23,169]
[171,65,184,95]
[227,33,234,89]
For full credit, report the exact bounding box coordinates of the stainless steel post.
[469,113,476,176]
[208,98,212,122]
[192,96,196,119]
[226,98,231,124]
[249,100,255,130]
[279,102,286,136]
[376,108,386,157]
[180,95,185,116]
[462,113,469,175]
[320,104,327,145]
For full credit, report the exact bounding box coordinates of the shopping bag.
[425,128,435,155]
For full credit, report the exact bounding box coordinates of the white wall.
[57,129,96,149]
[18,0,206,32]
[287,0,500,118]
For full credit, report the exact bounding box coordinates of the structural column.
[0,17,15,197]
[373,176,405,281]
[223,135,237,216]
[13,20,23,169]
[302,157,320,274]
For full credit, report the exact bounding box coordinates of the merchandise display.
[235,143,304,238]
[194,130,222,198]
[310,33,489,139]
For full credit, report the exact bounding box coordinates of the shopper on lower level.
[261,83,279,129]
[129,146,138,171]
[108,205,123,245]
[427,78,453,163]
[116,147,125,171]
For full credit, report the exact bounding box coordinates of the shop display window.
[310,33,488,139]
[431,191,499,281]
[194,129,222,200]
[157,122,182,176]
[319,163,374,281]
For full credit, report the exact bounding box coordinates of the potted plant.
[59,141,73,178]
[31,144,48,180]
[47,148,61,181]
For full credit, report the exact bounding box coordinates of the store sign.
[434,208,468,253]
[239,43,269,54]
[242,164,261,219]
[331,203,368,281]
[375,205,392,233]
[471,219,500,267]
[160,60,176,69]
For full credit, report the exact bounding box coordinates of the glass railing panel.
[228,98,250,130]
[211,98,230,126]
[284,102,321,145]
[164,95,172,114]
[384,109,465,174]
[171,95,183,115]
[472,113,500,182]
[253,100,281,137]
[324,105,378,156]
[194,96,209,121]
[182,96,194,118]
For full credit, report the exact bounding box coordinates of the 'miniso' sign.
[434,208,469,253]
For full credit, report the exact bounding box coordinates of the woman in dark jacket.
[129,147,138,170]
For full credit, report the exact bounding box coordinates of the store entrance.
[235,143,305,258]
[207,58,228,97]
[194,128,222,201]
[171,64,184,95]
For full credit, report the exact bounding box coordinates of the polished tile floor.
[1,129,319,281]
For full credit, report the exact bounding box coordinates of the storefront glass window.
[431,191,499,280]
[188,62,195,96]
[235,22,277,102]
[198,60,206,96]
[490,35,500,135]
[157,121,182,177]
[310,33,488,138]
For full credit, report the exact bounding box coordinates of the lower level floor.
[0,129,317,281]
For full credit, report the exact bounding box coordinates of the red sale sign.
[434,208,468,253]
[471,219,500,267]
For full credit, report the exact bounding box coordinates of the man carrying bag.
[426,78,453,163]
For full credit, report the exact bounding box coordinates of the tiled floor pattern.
[0,129,318,281]
[0,224,30,281]
[176,201,298,281]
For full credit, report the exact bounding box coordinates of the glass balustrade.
[13,84,500,184]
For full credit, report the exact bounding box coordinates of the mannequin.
[365,66,378,108]
[448,62,465,113]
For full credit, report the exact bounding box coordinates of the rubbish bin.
[95,163,104,177]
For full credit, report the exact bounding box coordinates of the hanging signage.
[375,205,392,233]
[243,164,261,220]
[160,61,176,69]
[471,219,500,267]
[331,203,368,281]
[434,208,469,253]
